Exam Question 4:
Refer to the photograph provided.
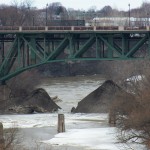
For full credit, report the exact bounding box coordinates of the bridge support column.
[69,36,74,57]
[107,36,114,58]
[0,123,5,150]
[148,35,150,57]
[1,35,4,63]
[122,34,129,56]
[22,42,25,67]
[27,45,30,66]
[50,34,55,52]
[30,38,36,64]
[96,37,101,58]
[57,114,65,133]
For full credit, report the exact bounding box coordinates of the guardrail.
[0,26,148,31]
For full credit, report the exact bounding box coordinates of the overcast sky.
[0,0,147,11]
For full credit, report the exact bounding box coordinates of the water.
[40,75,104,112]
[0,75,146,150]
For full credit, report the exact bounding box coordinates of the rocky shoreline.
[0,80,130,115]
[0,88,60,114]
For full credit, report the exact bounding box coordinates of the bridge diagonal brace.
[6,39,24,75]
[99,35,122,57]
[73,36,95,58]
[125,35,148,57]
[0,37,18,76]
[46,37,69,61]
[36,42,48,58]
[4,50,18,76]
[114,43,122,55]
[21,37,44,61]
[0,61,46,82]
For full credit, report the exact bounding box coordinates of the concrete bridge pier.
[0,122,5,149]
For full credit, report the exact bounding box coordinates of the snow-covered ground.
[0,113,120,150]
[0,113,146,150]
[126,75,144,82]
[0,76,147,149]
[45,127,119,150]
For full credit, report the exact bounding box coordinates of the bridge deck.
[0,26,149,34]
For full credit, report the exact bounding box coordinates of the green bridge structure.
[0,25,150,84]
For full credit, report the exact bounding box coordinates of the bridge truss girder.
[0,31,150,83]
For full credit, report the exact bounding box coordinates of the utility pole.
[128,4,131,27]
[46,3,48,26]
[33,15,35,26]
[147,13,149,26]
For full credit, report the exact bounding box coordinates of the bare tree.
[109,59,150,149]
[0,0,35,26]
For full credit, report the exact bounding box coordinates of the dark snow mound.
[72,80,123,113]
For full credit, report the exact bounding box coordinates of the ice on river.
[0,113,146,150]
[0,76,147,149]
[0,113,107,129]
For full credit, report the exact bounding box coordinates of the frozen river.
[0,75,146,150]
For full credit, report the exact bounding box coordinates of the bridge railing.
[124,26,147,30]
[0,26,19,30]
[0,26,149,32]
[96,26,119,30]
[48,26,72,30]
[22,26,45,30]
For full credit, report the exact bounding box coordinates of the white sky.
[0,0,147,11]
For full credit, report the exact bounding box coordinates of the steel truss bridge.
[0,25,150,84]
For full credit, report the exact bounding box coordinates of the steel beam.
[47,37,69,60]
[125,35,148,57]
[74,36,95,58]
[0,30,149,82]
[99,35,122,58]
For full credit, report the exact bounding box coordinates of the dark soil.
[72,80,124,113]
[0,88,61,114]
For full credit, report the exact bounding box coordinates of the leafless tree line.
[1,0,150,26]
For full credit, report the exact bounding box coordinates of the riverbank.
[0,75,147,150]
[1,113,110,150]
[1,113,146,150]
[15,127,88,150]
